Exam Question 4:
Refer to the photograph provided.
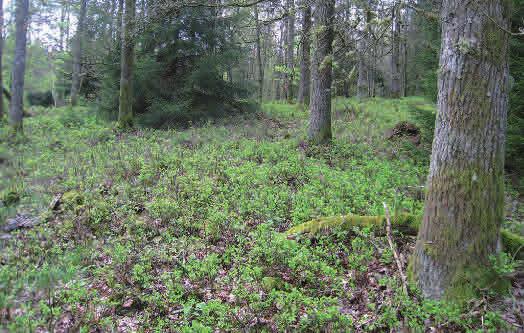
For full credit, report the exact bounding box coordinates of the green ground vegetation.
[0,97,521,331]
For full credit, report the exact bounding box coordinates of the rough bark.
[118,0,136,128]
[307,0,335,144]
[297,4,311,106]
[391,0,401,98]
[412,0,510,299]
[254,4,264,102]
[71,0,87,106]
[285,0,295,103]
[8,0,29,135]
[0,0,4,119]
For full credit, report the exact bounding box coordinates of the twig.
[383,202,408,296]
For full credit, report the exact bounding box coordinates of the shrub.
[27,91,54,107]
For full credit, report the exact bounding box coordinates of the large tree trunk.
[70,0,87,106]
[285,0,295,103]
[0,0,4,119]
[307,0,335,144]
[297,4,311,106]
[118,0,136,128]
[390,1,401,98]
[8,0,29,135]
[254,4,264,103]
[412,0,510,300]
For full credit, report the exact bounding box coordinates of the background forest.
[1,0,524,331]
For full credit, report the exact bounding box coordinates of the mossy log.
[286,214,524,260]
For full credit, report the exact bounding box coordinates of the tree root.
[286,214,524,260]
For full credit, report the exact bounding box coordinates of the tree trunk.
[118,0,136,128]
[401,5,409,97]
[357,8,370,99]
[285,0,295,103]
[254,4,264,103]
[8,0,29,135]
[297,4,311,106]
[71,0,87,106]
[391,1,401,98]
[308,0,335,144]
[0,0,4,119]
[54,0,67,107]
[412,0,510,300]
[274,21,285,101]
[357,48,367,98]
[116,0,123,45]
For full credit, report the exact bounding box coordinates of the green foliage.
[408,2,440,100]
[489,252,518,276]
[96,8,255,128]
[27,91,54,107]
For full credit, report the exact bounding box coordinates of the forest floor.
[1,97,523,332]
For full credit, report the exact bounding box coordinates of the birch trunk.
[412,0,511,299]
[308,0,335,144]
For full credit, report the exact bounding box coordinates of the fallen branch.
[286,213,419,237]
[286,214,524,260]
[383,203,408,296]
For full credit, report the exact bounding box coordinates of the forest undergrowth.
[0,97,523,332]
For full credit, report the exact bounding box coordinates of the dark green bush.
[27,91,54,107]
[95,7,255,128]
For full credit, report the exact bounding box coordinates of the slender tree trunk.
[274,21,285,101]
[54,0,67,107]
[118,0,135,127]
[71,0,87,106]
[391,0,401,98]
[308,0,335,144]
[285,0,295,103]
[65,1,71,51]
[357,8,370,99]
[116,0,123,44]
[412,0,510,300]
[0,0,4,119]
[357,48,367,98]
[368,48,376,97]
[254,4,264,103]
[297,3,311,106]
[401,5,408,97]
[8,0,29,135]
